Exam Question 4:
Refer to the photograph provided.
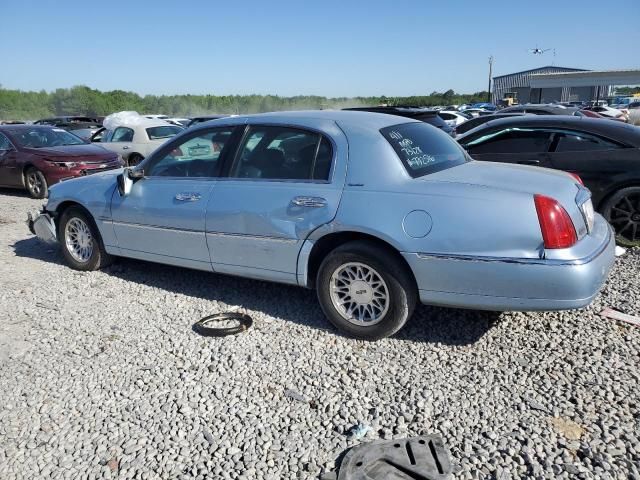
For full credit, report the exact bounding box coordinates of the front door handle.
[518,159,540,165]
[291,196,327,208]
[175,192,202,202]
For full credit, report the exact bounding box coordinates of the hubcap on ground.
[65,218,94,263]
[329,262,390,326]
[609,193,640,243]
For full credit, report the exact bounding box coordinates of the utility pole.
[487,56,493,103]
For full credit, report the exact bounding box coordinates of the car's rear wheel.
[127,154,143,167]
[316,241,417,340]
[602,186,640,247]
[25,167,48,199]
[59,206,113,271]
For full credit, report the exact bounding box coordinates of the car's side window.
[465,128,552,154]
[112,127,134,143]
[230,125,332,181]
[144,127,235,178]
[0,133,11,150]
[553,131,623,153]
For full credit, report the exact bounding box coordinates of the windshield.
[11,127,85,148]
[381,122,468,177]
[146,125,183,140]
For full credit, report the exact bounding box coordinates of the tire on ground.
[316,240,417,340]
[24,167,48,199]
[58,206,113,271]
[601,186,640,247]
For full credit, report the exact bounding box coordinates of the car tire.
[601,186,640,247]
[316,241,417,340]
[24,167,48,199]
[58,206,113,271]
[127,154,144,167]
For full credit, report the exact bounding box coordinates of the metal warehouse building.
[491,66,612,104]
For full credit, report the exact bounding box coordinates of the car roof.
[458,115,640,146]
[194,110,421,131]
[0,124,60,132]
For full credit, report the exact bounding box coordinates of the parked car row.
[457,115,640,246]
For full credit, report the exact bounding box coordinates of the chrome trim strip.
[415,227,611,266]
[205,231,298,243]
[111,221,202,234]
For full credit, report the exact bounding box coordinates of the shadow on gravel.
[0,187,31,198]
[13,237,497,345]
[13,237,65,265]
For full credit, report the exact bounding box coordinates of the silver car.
[29,111,615,340]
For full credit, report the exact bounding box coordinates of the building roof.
[530,69,640,87]
[493,66,586,80]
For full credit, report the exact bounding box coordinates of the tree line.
[0,85,491,120]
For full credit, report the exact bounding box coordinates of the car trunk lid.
[424,160,590,239]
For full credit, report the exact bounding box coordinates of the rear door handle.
[291,196,327,208]
[122,146,130,150]
[175,192,202,202]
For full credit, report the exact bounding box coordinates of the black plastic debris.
[192,312,252,337]
[331,435,452,480]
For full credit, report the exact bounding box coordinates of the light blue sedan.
[29,110,615,339]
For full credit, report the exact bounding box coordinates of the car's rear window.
[146,125,183,140]
[381,122,468,177]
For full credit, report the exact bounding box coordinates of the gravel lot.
[0,189,639,480]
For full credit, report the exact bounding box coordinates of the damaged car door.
[205,122,347,284]
[110,126,239,269]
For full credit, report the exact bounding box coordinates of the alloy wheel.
[27,172,43,197]
[608,193,640,243]
[64,218,94,263]
[329,262,390,326]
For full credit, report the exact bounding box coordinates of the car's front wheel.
[59,207,113,271]
[602,186,640,247]
[25,167,48,199]
[316,241,417,340]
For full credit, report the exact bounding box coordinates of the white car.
[91,119,183,166]
[588,105,629,122]
[438,110,471,128]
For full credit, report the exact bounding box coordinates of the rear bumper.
[403,214,616,311]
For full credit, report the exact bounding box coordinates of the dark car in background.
[498,104,580,116]
[454,112,530,136]
[343,106,455,136]
[457,116,640,246]
[0,125,123,198]
[187,114,231,128]
[34,116,103,139]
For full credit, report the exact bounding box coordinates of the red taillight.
[534,194,577,249]
[567,172,583,185]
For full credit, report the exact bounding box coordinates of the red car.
[0,125,123,198]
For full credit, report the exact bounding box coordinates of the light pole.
[487,56,493,103]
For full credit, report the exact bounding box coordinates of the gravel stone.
[1,193,639,479]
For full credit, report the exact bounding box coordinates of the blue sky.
[1,0,638,97]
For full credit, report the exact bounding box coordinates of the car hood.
[24,144,117,160]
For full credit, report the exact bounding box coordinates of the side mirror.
[117,167,144,196]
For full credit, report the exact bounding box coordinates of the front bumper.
[27,210,57,245]
[46,162,122,185]
[403,214,616,311]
